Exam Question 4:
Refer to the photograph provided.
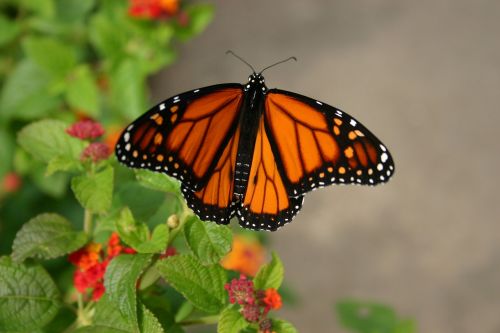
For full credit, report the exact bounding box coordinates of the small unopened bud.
[167,214,179,229]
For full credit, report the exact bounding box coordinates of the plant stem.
[83,209,93,235]
[179,314,219,326]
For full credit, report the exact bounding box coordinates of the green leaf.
[104,253,153,331]
[135,169,181,194]
[184,215,232,265]
[218,307,248,333]
[55,0,96,22]
[176,4,214,41]
[22,35,73,69]
[22,36,76,78]
[11,213,87,262]
[0,257,60,331]
[46,155,82,176]
[0,15,21,46]
[253,252,284,290]
[0,60,60,120]
[156,254,227,314]
[139,303,165,333]
[272,319,299,333]
[110,60,147,119]
[336,299,416,333]
[71,166,114,213]
[17,119,85,163]
[116,207,168,253]
[32,166,70,198]
[65,65,99,117]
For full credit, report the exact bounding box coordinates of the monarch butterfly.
[115,52,395,231]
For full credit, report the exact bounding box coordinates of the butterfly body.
[116,71,394,231]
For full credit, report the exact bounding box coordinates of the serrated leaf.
[135,169,180,194]
[0,257,60,331]
[22,36,76,78]
[71,166,114,213]
[104,253,153,331]
[184,215,232,265]
[336,299,415,333]
[272,319,298,333]
[11,213,87,262]
[218,307,248,333]
[139,303,165,333]
[0,60,60,120]
[253,252,284,290]
[17,119,85,163]
[46,155,82,176]
[156,254,226,314]
[116,207,148,246]
[66,65,99,117]
[90,294,131,332]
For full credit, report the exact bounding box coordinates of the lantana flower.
[66,120,105,140]
[225,274,284,326]
[81,142,111,162]
[221,235,265,276]
[128,0,179,19]
[69,233,136,301]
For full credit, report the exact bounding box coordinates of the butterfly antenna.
[259,56,297,74]
[226,50,256,73]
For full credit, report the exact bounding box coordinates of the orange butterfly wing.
[264,89,395,195]
[238,118,304,231]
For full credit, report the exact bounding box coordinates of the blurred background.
[152,0,500,332]
[1,0,499,332]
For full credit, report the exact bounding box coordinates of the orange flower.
[159,0,179,15]
[104,125,122,152]
[221,235,265,276]
[68,243,102,271]
[262,288,282,311]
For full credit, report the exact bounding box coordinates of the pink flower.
[225,274,255,305]
[2,172,22,193]
[67,120,105,140]
[81,142,111,162]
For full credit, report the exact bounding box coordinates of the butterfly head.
[245,73,267,92]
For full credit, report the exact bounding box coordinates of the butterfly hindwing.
[116,84,244,191]
[264,89,395,196]
[238,118,305,231]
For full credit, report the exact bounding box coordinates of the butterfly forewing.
[264,89,395,196]
[116,84,243,191]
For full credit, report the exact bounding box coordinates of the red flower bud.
[81,142,111,162]
[67,120,105,140]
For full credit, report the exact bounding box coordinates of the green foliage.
[104,253,153,330]
[156,254,227,314]
[116,207,169,253]
[71,165,114,213]
[0,256,61,331]
[336,299,416,333]
[218,307,249,333]
[254,251,284,290]
[11,213,87,262]
[184,215,232,265]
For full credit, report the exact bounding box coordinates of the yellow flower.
[221,235,265,276]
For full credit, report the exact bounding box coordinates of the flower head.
[81,142,111,162]
[225,274,255,305]
[242,303,261,323]
[67,120,105,140]
[221,235,265,277]
[262,288,282,311]
[68,243,102,271]
[2,172,22,193]
[128,0,179,19]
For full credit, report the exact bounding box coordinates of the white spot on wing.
[381,153,388,163]
[124,132,130,142]
[159,103,165,111]
[350,119,357,127]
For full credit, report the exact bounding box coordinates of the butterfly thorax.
[233,74,267,199]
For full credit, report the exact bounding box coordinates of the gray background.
[151,1,500,332]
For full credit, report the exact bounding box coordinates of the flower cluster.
[69,233,135,301]
[67,120,112,163]
[225,274,282,329]
[221,235,265,277]
[128,0,179,19]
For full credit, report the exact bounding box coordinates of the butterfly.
[115,53,395,231]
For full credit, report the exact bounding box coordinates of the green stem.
[83,209,93,235]
[179,314,220,326]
